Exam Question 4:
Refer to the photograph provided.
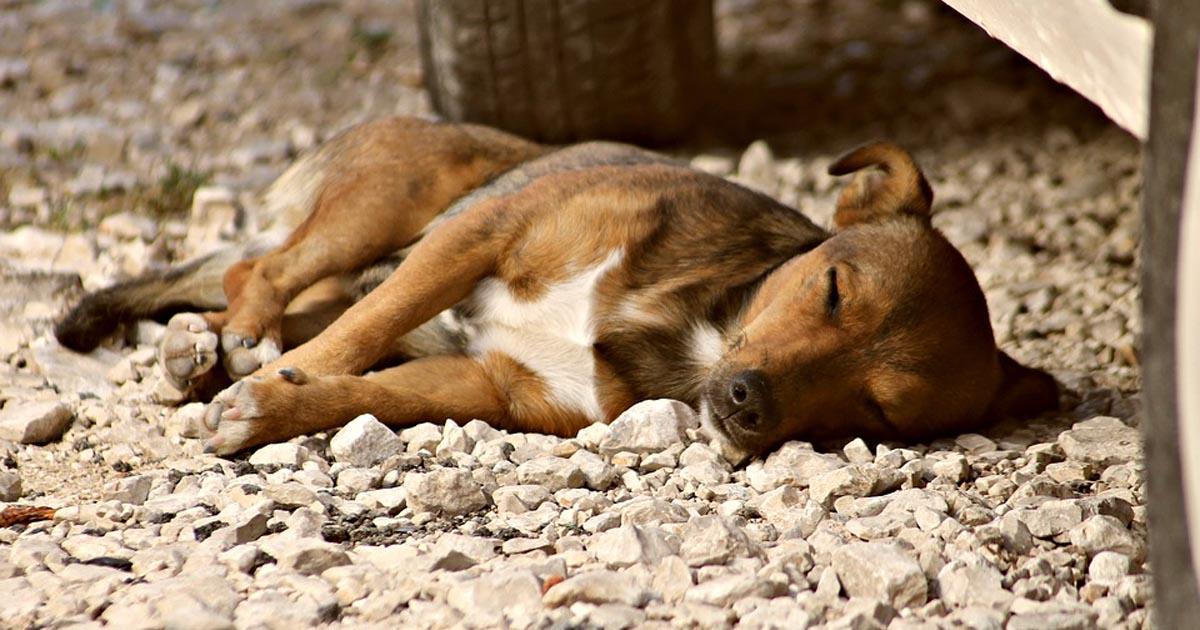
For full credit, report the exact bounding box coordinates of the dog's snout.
[728,370,768,426]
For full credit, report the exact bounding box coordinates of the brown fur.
[56,119,1059,457]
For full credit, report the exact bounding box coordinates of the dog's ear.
[986,351,1060,421]
[828,141,934,230]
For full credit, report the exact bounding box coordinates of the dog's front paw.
[200,367,310,455]
[160,313,220,393]
[220,329,282,380]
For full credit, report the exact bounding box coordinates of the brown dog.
[56,117,1058,458]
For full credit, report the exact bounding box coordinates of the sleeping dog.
[56,117,1058,459]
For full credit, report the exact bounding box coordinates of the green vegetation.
[145,162,209,218]
[351,22,392,62]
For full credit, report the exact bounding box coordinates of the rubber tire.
[1142,1,1200,627]
[417,0,715,144]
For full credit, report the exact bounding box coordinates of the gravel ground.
[0,0,1146,628]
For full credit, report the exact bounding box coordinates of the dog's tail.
[55,246,236,352]
[56,139,334,352]
[827,141,933,227]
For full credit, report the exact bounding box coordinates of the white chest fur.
[465,250,623,421]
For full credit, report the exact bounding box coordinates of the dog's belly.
[461,251,623,421]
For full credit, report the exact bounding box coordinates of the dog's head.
[702,141,1058,457]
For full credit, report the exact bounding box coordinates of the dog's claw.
[197,379,265,455]
[203,402,223,431]
[277,367,307,384]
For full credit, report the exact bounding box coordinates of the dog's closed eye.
[825,267,840,317]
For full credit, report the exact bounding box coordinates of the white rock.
[446,569,543,625]
[0,470,20,501]
[750,486,808,533]
[598,399,694,456]
[650,555,694,604]
[336,467,381,494]
[936,558,1014,609]
[1057,416,1140,467]
[504,502,561,534]
[569,450,616,490]
[690,154,735,176]
[0,401,73,444]
[832,542,927,609]
[619,497,690,526]
[355,487,407,511]
[815,566,841,600]
[834,598,897,628]
[403,469,487,516]
[679,515,759,567]
[678,442,722,467]
[264,482,319,508]
[31,338,120,399]
[809,464,879,505]
[99,211,157,241]
[679,460,730,486]
[516,456,585,492]
[574,422,611,450]
[543,570,652,607]
[105,474,152,505]
[7,184,45,208]
[434,533,497,565]
[1069,515,1146,561]
[997,511,1035,554]
[493,485,551,513]
[684,572,786,607]
[183,186,241,257]
[248,443,310,468]
[329,414,402,466]
[1015,500,1084,538]
[746,441,844,492]
[843,438,874,464]
[1088,551,1132,584]
[929,453,971,482]
[736,140,778,194]
[61,534,131,562]
[591,525,680,568]
[640,450,676,471]
[738,599,813,629]
[955,434,998,454]
[265,538,350,575]
[400,423,442,454]
[435,419,475,458]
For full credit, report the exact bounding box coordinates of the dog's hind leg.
[211,118,545,380]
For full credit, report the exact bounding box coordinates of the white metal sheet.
[942,0,1152,139]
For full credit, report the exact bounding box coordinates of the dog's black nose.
[728,369,769,427]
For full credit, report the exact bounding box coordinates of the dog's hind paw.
[221,330,282,380]
[159,313,220,392]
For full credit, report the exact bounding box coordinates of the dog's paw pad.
[200,380,262,454]
[223,338,281,379]
[160,313,219,389]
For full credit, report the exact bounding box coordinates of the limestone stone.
[833,542,927,609]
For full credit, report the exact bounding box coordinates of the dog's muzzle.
[703,368,776,448]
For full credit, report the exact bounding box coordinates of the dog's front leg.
[199,201,514,452]
[198,352,594,454]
